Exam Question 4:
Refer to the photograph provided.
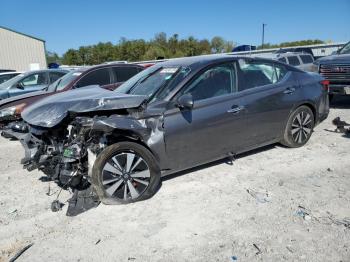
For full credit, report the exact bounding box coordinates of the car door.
[163,62,249,170]
[9,72,48,97]
[233,59,300,150]
[74,68,113,89]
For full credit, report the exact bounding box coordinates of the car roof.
[74,63,144,73]
[0,71,23,76]
[21,69,70,75]
[155,54,298,71]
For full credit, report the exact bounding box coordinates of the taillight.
[320,80,329,92]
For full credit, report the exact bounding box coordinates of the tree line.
[46,33,325,65]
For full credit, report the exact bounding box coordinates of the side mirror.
[176,94,194,110]
[16,82,24,90]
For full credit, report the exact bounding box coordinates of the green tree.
[46,51,61,64]
[211,36,225,53]
[62,49,83,65]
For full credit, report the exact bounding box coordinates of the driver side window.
[181,63,236,101]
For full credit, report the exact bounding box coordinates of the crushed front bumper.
[1,128,28,140]
[1,122,29,140]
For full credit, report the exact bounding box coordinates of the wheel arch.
[291,101,317,122]
[105,129,161,164]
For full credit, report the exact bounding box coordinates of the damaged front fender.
[88,113,167,170]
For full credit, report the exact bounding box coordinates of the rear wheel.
[281,106,315,148]
[91,142,161,205]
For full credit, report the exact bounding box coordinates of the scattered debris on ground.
[0,101,349,261]
[253,243,262,255]
[246,189,271,203]
[332,117,350,137]
[8,243,33,262]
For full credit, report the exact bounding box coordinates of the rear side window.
[278,57,287,63]
[113,67,140,82]
[299,55,314,64]
[49,72,66,83]
[287,56,300,66]
[76,68,110,88]
[237,60,287,91]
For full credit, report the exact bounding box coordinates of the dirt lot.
[0,97,349,262]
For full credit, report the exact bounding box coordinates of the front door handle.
[283,87,296,94]
[227,105,245,114]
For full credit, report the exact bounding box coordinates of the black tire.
[91,142,161,205]
[281,105,315,148]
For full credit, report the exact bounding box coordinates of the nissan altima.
[5,55,329,212]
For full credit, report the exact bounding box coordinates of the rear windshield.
[50,70,83,91]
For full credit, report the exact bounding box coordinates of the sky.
[1,0,349,55]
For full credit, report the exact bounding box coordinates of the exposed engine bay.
[20,117,106,215]
[16,111,159,216]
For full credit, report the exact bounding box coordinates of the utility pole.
[262,23,267,49]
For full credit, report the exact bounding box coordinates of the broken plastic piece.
[333,117,350,137]
[253,243,262,255]
[51,200,65,212]
[66,187,100,216]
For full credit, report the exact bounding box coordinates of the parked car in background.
[0,69,69,100]
[257,52,315,71]
[5,55,329,208]
[232,45,257,52]
[312,41,350,98]
[275,47,315,59]
[0,69,15,73]
[0,63,145,127]
[276,52,315,71]
[0,71,22,84]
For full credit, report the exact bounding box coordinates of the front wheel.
[281,106,315,148]
[91,142,161,205]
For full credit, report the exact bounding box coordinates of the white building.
[0,26,47,71]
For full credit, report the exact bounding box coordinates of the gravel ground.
[0,97,349,262]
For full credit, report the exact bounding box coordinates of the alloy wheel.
[102,151,150,200]
[291,111,313,144]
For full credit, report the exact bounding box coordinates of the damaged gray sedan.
[5,55,329,214]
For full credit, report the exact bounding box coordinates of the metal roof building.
[0,26,47,71]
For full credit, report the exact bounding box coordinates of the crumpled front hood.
[22,85,147,128]
[316,54,350,64]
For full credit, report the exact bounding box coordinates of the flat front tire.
[91,142,161,205]
[281,106,315,148]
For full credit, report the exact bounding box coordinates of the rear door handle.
[283,87,296,94]
[227,105,245,114]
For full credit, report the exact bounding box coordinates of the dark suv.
[0,63,144,126]
[313,41,350,98]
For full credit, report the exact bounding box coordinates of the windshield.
[115,65,189,100]
[339,42,350,55]
[49,70,83,92]
[0,73,25,90]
